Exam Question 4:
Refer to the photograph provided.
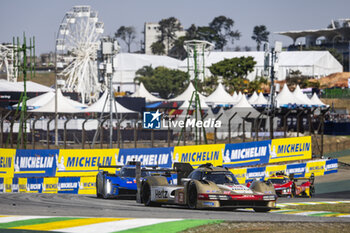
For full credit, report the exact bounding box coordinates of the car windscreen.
[202,171,239,185]
[268,178,288,184]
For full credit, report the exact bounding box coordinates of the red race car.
[247,172,315,198]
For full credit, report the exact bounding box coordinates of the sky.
[1,0,350,54]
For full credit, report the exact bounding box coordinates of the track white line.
[55,218,183,233]
[0,215,53,223]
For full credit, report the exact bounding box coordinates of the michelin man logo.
[56,154,65,171]
[173,152,179,163]
[269,144,277,159]
[223,149,231,164]
[117,155,124,165]
[14,157,20,172]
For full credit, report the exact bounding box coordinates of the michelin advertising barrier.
[0,159,337,193]
[0,136,335,194]
[0,136,313,178]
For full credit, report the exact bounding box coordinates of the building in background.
[277,19,350,71]
[144,22,186,55]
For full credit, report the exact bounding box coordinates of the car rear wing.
[289,173,315,183]
[135,162,194,203]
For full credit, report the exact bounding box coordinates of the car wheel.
[254,208,271,212]
[102,179,109,199]
[309,185,315,198]
[96,176,102,198]
[291,183,296,198]
[188,182,197,209]
[142,182,161,207]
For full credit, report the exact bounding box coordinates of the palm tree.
[251,25,270,51]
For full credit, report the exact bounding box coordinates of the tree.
[135,66,189,99]
[115,26,136,53]
[208,16,241,51]
[251,25,270,51]
[208,56,256,91]
[150,41,165,55]
[158,17,182,54]
[186,24,199,40]
[168,36,187,60]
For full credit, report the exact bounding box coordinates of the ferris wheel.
[0,44,18,82]
[56,5,105,103]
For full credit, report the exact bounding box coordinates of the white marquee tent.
[248,91,258,104]
[178,51,342,81]
[112,53,182,93]
[131,82,164,102]
[30,89,87,113]
[170,82,206,102]
[81,91,135,113]
[0,80,54,92]
[293,85,314,106]
[251,92,268,106]
[310,93,327,106]
[205,83,235,106]
[276,84,303,107]
[13,91,55,109]
[178,100,209,110]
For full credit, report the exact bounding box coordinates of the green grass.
[115,220,223,233]
[284,203,350,213]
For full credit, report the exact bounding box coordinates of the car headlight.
[106,179,112,194]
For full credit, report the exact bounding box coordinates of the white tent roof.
[112,53,183,93]
[231,94,260,117]
[276,84,303,106]
[18,81,54,92]
[13,91,55,109]
[237,91,243,102]
[0,80,24,92]
[0,80,54,92]
[310,93,327,106]
[81,91,135,113]
[293,85,313,106]
[205,83,235,105]
[131,82,164,102]
[248,91,258,104]
[178,51,342,81]
[170,82,206,102]
[179,100,209,110]
[233,94,251,108]
[30,89,87,113]
[232,91,239,102]
[113,53,182,71]
[252,92,268,106]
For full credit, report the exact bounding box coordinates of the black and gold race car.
[137,163,277,212]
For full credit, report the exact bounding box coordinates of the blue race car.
[96,162,175,199]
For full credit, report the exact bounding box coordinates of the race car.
[137,163,277,212]
[250,172,315,198]
[96,162,175,199]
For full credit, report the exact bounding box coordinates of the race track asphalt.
[0,192,349,223]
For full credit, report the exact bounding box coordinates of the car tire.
[96,176,102,198]
[291,183,296,198]
[254,208,271,212]
[309,185,315,198]
[188,182,197,209]
[102,179,109,199]
[142,182,161,207]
